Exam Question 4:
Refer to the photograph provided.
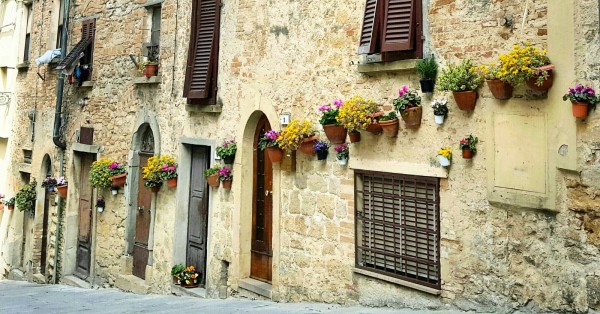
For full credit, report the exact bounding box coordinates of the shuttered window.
[355,171,440,289]
[184,0,220,105]
[57,19,96,70]
[358,0,422,61]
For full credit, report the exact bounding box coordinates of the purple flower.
[333,99,343,108]
[109,162,120,169]
[313,141,330,152]
[265,130,280,140]
[318,105,332,112]
[334,143,348,153]
[398,85,409,96]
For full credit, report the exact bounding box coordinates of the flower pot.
[182,281,199,288]
[8,205,14,211]
[437,155,451,167]
[365,122,383,135]
[265,147,284,163]
[223,154,235,165]
[337,158,348,166]
[299,135,318,156]
[207,174,220,188]
[452,91,478,111]
[434,115,445,125]
[401,106,422,129]
[486,79,513,100]
[56,185,68,198]
[111,188,118,196]
[110,173,127,188]
[379,118,399,138]
[97,207,104,213]
[322,124,347,145]
[420,78,435,93]
[572,101,589,119]
[348,130,361,143]
[150,186,161,193]
[526,69,553,92]
[47,186,55,192]
[316,149,328,161]
[0,203,3,210]
[172,277,181,285]
[144,64,158,78]
[167,177,177,188]
[222,180,232,189]
[462,147,474,159]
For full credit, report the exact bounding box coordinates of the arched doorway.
[39,154,53,275]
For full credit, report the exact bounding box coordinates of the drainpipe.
[53,0,70,284]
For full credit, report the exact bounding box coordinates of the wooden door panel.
[40,190,50,275]
[133,154,152,279]
[75,153,94,279]
[187,147,209,285]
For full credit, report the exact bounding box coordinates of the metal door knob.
[264,190,272,196]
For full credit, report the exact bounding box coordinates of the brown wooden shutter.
[381,0,415,52]
[184,0,220,99]
[82,19,95,40]
[358,0,380,54]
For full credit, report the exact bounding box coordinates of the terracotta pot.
[0,203,3,211]
[572,101,589,119]
[207,174,220,188]
[370,111,385,119]
[150,186,161,193]
[167,177,177,188]
[322,124,347,145]
[462,147,474,159]
[8,205,14,211]
[144,64,158,78]
[299,135,318,156]
[316,149,328,161]
[348,130,361,143]
[365,122,383,134]
[401,106,422,129]
[452,91,478,111]
[379,118,399,138]
[110,173,127,188]
[223,154,235,165]
[486,80,513,100]
[56,185,68,198]
[222,180,232,189]
[420,78,435,93]
[265,147,283,163]
[526,70,553,92]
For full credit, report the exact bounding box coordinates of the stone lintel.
[71,143,101,154]
[133,76,161,84]
[349,160,448,178]
[357,59,419,74]
[353,267,441,295]
[185,105,223,113]
[79,81,94,88]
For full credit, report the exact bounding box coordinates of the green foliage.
[216,140,237,158]
[459,135,479,153]
[171,264,185,277]
[379,111,397,121]
[203,164,221,177]
[15,180,37,212]
[438,60,483,92]
[4,197,15,206]
[392,86,421,115]
[90,158,127,189]
[416,56,438,79]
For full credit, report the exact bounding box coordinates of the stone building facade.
[0,0,599,312]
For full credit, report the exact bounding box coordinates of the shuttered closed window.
[184,0,220,103]
[355,171,440,289]
[57,19,95,70]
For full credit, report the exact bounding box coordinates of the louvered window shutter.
[381,0,415,52]
[358,0,379,54]
[184,0,220,99]
[82,19,95,40]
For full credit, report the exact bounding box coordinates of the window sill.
[16,62,30,70]
[357,59,419,74]
[185,104,222,113]
[133,76,161,84]
[79,81,94,88]
[353,267,441,295]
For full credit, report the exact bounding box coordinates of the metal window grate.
[355,170,440,289]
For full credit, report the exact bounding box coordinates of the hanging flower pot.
[434,115,445,125]
[167,177,178,188]
[8,204,14,211]
[111,188,118,196]
[571,102,589,119]
[299,135,318,156]
[322,125,347,145]
[0,203,3,211]
[401,106,422,129]
[420,78,435,93]
[452,91,478,111]
[110,173,127,188]
[437,155,451,167]
[47,186,55,192]
[56,185,68,198]
[462,147,474,159]
[316,149,328,161]
[223,155,235,165]
[486,80,513,100]
[348,130,361,143]
[144,63,158,78]
[150,185,161,193]
[265,147,283,163]
[526,69,554,92]
[207,174,220,188]
[222,180,232,189]
[337,158,348,166]
[379,113,400,138]
[365,122,383,135]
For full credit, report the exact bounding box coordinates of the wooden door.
[251,115,273,282]
[40,189,51,275]
[75,153,94,279]
[133,154,153,279]
[186,146,210,286]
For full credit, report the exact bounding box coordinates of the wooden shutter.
[381,0,415,52]
[184,0,220,99]
[82,19,95,40]
[358,0,379,54]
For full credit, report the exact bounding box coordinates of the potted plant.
[313,141,330,161]
[334,143,349,166]
[142,156,164,192]
[217,139,237,164]
[171,264,185,285]
[139,47,159,78]
[437,147,452,167]
[180,265,200,288]
[90,158,127,193]
[95,197,105,213]
[15,180,37,213]
[337,96,380,142]
[279,119,317,156]
[416,55,438,93]
[365,111,384,135]
[378,111,399,138]
[0,194,4,210]
[4,197,15,211]
[159,156,178,188]
[218,166,233,189]
[563,84,599,119]
[431,99,449,125]
[459,135,478,159]
[56,177,68,198]
[203,164,221,188]
[438,60,483,111]
[475,63,514,100]
[41,177,58,192]
[393,85,422,129]
[258,130,283,163]
[505,43,553,91]
[319,100,346,144]
[108,162,127,192]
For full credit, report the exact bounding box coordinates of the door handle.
[138,206,144,212]
[264,190,272,196]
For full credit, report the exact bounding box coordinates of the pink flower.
[318,105,331,112]
[398,85,409,97]
[109,162,120,169]
[333,99,343,108]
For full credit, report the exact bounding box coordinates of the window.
[23,3,33,62]
[55,0,64,49]
[56,19,96,83]
[183,0,220,105]
[141,5,161,69]
[355,171,440,290]
[358,0,423,62]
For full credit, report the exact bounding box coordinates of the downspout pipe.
[53,0,70,150]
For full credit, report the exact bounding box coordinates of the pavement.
[0,280,466,314]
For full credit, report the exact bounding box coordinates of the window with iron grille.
[23,3,33,62]
[355,170,440,289]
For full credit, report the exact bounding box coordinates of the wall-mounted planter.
[379,118,399,138]
[401,106,422,129]
[462,147,474,159]
[222,180,232,189]
[322,124,347,144]
[526,68,554,92]
[420,78,435,93]
[486,80,513,100]
[316,150,328,160]
[299,135,318,156]
[110,174,127,188]
[207,175,220,188]
[572,101,589,119]
[167,177,178,188]
[348,130,361,143]
[56,185,68,198]
[266,147,283,163]
[452,91,478,111]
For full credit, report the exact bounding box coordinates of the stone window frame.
[22,2,33,63]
